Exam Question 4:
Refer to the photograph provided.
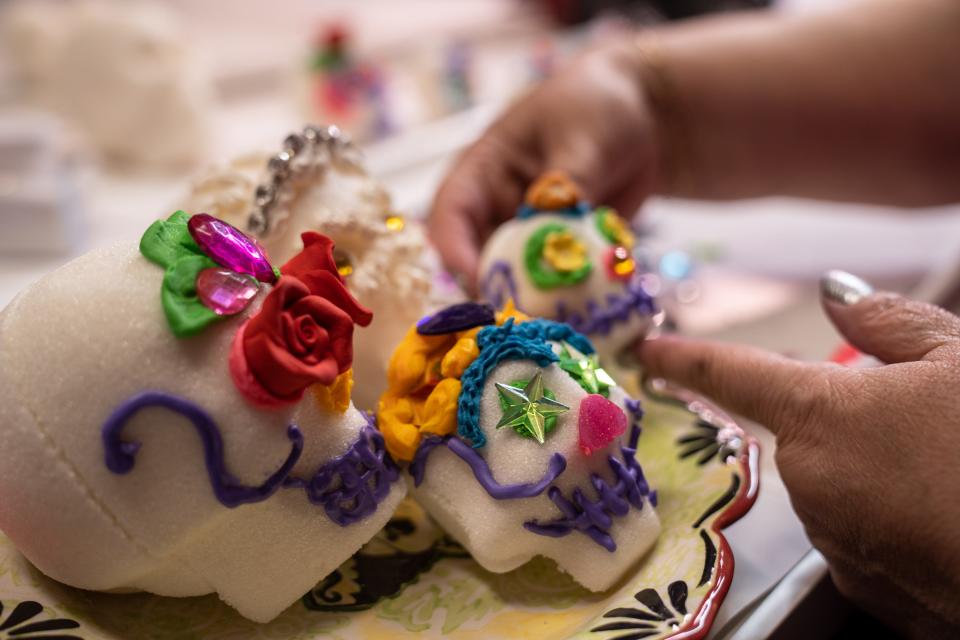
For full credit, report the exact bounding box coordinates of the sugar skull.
[377,302,660,590]
[479,171,661,389]
[3,0,212,167]
[182,125,449,410]
[0,212,405,622]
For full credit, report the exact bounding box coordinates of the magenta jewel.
[196,268,259,316]
[188,213,276,283]
[578,394,627,456]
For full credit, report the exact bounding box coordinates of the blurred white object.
[3,0,213,168]
[181,126,450,411]
[0,111,85,255]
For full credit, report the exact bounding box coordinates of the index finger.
[637,335,844,434]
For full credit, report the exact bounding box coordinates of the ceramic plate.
[0,383,759,640]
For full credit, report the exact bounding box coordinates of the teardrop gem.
[578,394,627,455]
[196,268,259,316]
[188,213,276,283]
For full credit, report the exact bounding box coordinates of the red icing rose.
[233,232,372,404]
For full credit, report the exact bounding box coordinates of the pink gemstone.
[188,213,276,283]
[578,394,627,455]
[196,268,259,316]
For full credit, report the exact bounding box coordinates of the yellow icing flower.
[598,208,636,248]
[496,298,530,325]
[311,369,353,414]
[378,305,540,461]
[441,337,479,378]
[420,378,461,436]
[378,395,422,461]
[543,230,588,273]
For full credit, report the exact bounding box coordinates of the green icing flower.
[523,223,592,289]
[495,371,569,444]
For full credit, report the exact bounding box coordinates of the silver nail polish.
[820,270,874,305]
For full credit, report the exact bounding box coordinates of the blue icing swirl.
[456,319,595,448]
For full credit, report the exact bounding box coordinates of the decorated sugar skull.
[183,125,448,410]
[0,211,405,623]
[479,171,660,386]
[377,302,660,590]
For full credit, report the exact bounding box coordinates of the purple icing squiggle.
[522,397,655,551]
[555,279,657,338]
[480,261,656,339]
[283,417,399,526]
[480,260,518,310]
[410,435,566,499]
[103,393,399,525]
[102,390,303,508]
[624,397,643,449]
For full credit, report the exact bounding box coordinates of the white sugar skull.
[479,172,661,390]
[182,126,450,410]
[2,0,212,167]
[0,213,405,623]
[377,304,660,590]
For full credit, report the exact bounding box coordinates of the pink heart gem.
[188,213,276,283]
[578,394,627,455]
[196,268,259,316]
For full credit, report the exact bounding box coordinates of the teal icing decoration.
[456,319,596,448]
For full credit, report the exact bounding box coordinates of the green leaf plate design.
[0,382,759,640]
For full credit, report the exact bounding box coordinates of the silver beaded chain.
[245,124,361,236]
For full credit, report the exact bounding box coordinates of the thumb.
[820,270,960,364]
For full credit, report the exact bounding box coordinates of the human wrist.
[628,32,693,197]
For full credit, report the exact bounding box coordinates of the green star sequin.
[495,371,569,444]
[557,341,616,397]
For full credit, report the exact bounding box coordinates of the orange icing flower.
[525,170,582,210]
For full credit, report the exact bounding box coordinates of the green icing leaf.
[161,254,220,338]
[139,210,203,269]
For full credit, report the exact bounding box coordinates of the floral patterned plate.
[0,383,758,640]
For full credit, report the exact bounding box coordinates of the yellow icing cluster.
[598,208,635,248]
[312,370,354,414]
[378,301,528,461]
[543,230,588,272]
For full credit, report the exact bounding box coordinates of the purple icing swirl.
[555,279,657,338]
[283,417,399,526]
[522,398,656,551]
[480,261,656,338]
[480,260,518,310]
[103,392,399,525]
[410,435,566,499]
[102,391,303,508]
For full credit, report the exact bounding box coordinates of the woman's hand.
[428,39,664,291]
[638,271,960,638]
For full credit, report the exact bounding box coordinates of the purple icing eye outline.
[103,392,399,525]
[480,260,518,310]
[409,435,566,499]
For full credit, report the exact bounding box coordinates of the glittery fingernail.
[820,270,874,306]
